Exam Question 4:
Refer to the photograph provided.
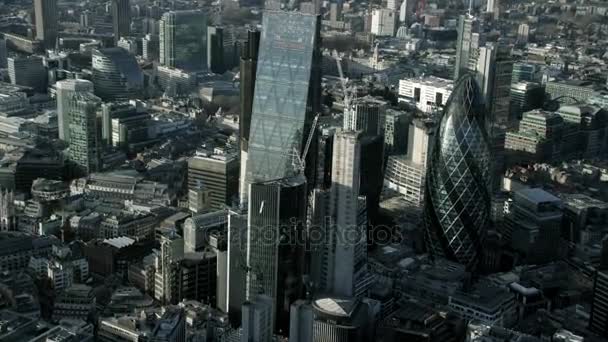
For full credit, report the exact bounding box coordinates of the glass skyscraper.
[424,74,492,269]
[68,92,101,176]
[159,10,207,71]
[92,48,144,101]
[245,11,321,184]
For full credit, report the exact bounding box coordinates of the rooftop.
[313,297,359,317]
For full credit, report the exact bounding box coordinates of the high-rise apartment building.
[454,15,480,80]
[112,0,131,45]
[92,48,143,101]
[67,92,101,176]
[244,11,321,185]
[56,79,95,142]
[34,0,58,49]
[424,75,491,269]
[159,10,207,71]
[187,149,239,210]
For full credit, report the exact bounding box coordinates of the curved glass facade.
[424,74,492,269]
[92,48,144,101]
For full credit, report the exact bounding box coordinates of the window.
[436,92,443,106]
[414,87,421,103]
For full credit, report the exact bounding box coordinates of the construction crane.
[332,50,354,113]
[292,113,320,174]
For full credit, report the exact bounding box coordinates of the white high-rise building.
[486,0,499,19]
[517,23,529,43]
[371,9,397,36]
[398,76,454,114]
[399,0,415,23]
[56,79,94,142]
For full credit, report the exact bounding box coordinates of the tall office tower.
[510,82,544,120]
[239,29,261,152]
[517,23,529,43]
[371,9,397,36]
[92,48,143,101]
[224,209,247,325]
[385,118,435,207]
[155,232,184,304]
[476,44,513,190]
[207,26,225,74]
[505,188,562,264]
[67,92,101,176]
[590,270,608,338]
[454,15,480,80]
[56,79,94,142]
[187,149,239,210]
[399,0,415,23]
[328,131,369,297]
[0,38,7,68]
[383,109,409,155]
[329,3,342,21]
[34,0,58,49]
[244,11,321,186]
[112,0,131,45]
[241,295,274,342]
[343,97,386,135]
[8,57,47,92]
[476,44,513,129]
[239,29,261,204]
[142,34,159,61]
[424,75,491,270]
[159,10,207,71]
[486,0,498,19]
[246,178,307,334]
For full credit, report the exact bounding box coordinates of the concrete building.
[510,82,544,121]
[398,76,453,114]
[517,23,530,43]
[383,109,409,155]
[506,188,563,264]
[343,96,387,136]
[311,297,370,342]
[590,270,608,338]
[156,65,197,96]
[8,57,47,92]
[154,232,185,304]
[52,284,95,321]
[505,109,564,163]
[159,10,207,71]
[0,38,7,68]
[187,149,239,210]
[384,118,434,207]
[241,295,273,342]
[545,80,597,104]
[399,0,415,23]
[371,9,397,37]
[183,210,227,253]
[449,286,516,327]
[56,79,95,142]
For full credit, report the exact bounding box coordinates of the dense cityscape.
[0,0,607,340]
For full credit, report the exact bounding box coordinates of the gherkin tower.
[424,74,492,269]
